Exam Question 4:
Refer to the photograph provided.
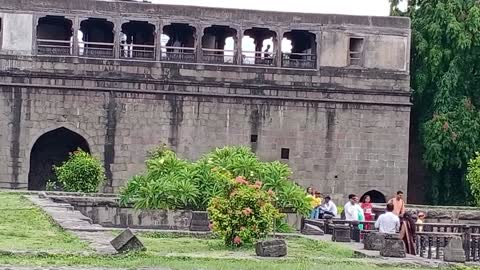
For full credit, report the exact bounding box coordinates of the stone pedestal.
[302,224,324,235]
[380,234,405,258]
[332,225,351,242]
[364,232,385,251]
[255,239,287,257]
[303,219,325,231]
[110,228,145,253]
[443,237,466,263]
[190,211,210,231]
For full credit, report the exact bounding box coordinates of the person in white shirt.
[375,203,400,234]
[344,194,362,221]
[320,195,338,218]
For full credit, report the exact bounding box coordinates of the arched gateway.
[28,127,90,190]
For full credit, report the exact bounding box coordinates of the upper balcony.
[0,0,411,75]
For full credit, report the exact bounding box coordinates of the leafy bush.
[208,177,282,246]
[52,149,105,193]
[119,150,199,209]
[467,152,480,206]
[119,145,311,216]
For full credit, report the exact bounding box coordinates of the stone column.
[235,28,243,65]
[155,21,162,61]
[275,30,283,67]
[72,17,80,57]
[32,15,39,55]
[316,31,322,70]
[195,25,204,63]
[113,18,122,59]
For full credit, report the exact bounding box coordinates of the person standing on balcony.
[388,191,405,216]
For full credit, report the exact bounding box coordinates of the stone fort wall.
[0,0,411,202]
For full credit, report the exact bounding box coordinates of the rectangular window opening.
[250,134,258,143]
[349,37,364,66]
[281,148,290,160]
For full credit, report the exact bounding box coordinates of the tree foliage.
[467,152,480,206]
[390,0,480,204]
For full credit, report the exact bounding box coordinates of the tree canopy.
[391,0,480,204]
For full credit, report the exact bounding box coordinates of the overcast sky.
[150,0,406,16]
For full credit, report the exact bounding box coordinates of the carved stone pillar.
[275,30,283,67]
[195,25,204,63]
[155,21,162,61]
[236,28,243,65]
[72,17,80,57]
[113,18,122,59]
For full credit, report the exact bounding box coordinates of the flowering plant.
[207,176,283,246]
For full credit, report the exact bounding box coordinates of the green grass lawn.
[0,191,474,270]
[0,192,89,253]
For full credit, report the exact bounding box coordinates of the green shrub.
[467,152,480,206]
[53,149,105,193]
[208,176,283,246]
[120,151,198,209]
[119,145,311,216]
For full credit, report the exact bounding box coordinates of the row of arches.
[35,16,317,68]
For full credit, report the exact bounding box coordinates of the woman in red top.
[361,195,373,230]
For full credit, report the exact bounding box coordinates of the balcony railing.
[79,41,114,58]
[33,39,327,71]
[282,52,317,69]
[120,44,156,60]
[202,48,235,64]
[161,46,196,62]
[37,39,72,56]
[241,51,275,66]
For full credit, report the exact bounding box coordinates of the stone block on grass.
[302,224,325,235]
[255,239,287,257]
[110,228,145,253]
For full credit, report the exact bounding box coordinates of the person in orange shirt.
[388,190,405,216]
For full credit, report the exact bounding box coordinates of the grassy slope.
[0,192,89,252]
[0,192,473,270]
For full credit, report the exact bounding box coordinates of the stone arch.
[360,190,387,203]
[28,127,90,190]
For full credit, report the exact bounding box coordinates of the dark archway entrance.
[360,190,387,203]
[28,127,90,190]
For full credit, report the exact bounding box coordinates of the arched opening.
[162,23,196,62]
[282,30,317,69]
[36,16,73,55]
[201,25,237,64]
[360,190,387,203]
[28,127,90,191]
[79,18,114,57]
[242,28,276,66]
[121,20,156,60]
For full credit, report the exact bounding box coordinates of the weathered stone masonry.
[0,0,411,202]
